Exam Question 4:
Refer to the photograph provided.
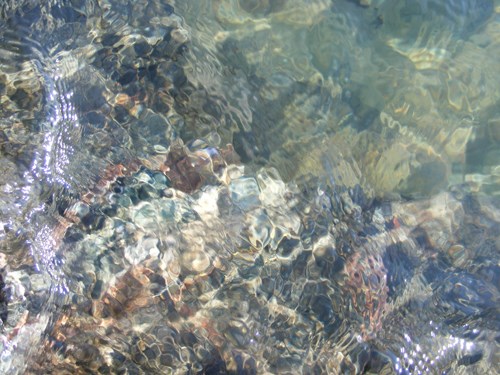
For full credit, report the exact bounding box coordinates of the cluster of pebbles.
[2,139,498,374]
[0,0,192,372]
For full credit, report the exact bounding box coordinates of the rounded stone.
[182,249,211,274]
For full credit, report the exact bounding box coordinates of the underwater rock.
[2,139,493,374]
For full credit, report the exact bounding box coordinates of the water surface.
[0,0,499,374]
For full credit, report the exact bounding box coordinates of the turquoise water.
[0,0,499,373]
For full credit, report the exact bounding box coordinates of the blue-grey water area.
[0,0,499,374]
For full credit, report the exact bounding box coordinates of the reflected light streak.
[33,224,68,295]
[395,328,478,374]
[27,61,80,293]
[38,64,80,191]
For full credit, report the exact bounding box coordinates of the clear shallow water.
[0,0,499,374]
